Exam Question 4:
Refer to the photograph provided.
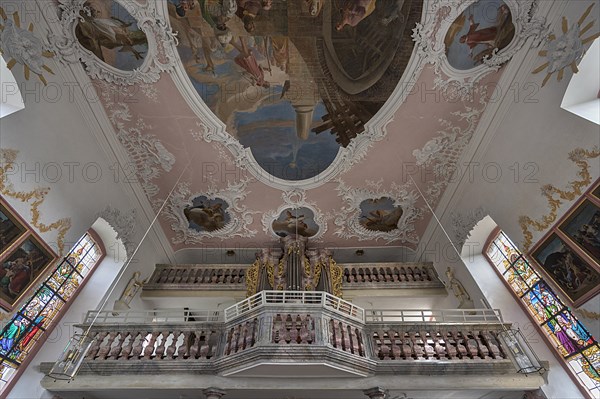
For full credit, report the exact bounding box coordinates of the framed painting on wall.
[532,233,600,306]
[0,200,26,257]
[559,199,600,267]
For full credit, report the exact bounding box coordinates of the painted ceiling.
[10,0,585,254]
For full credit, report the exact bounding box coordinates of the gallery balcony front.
[40,291,547,398]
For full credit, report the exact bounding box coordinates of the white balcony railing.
[364,308,503,323]
[84,308,222,324]
[224,291,365,322]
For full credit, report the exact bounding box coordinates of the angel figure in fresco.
[459,4,513,62]
[235,0,273,33]
[184,202,226,232]
[76,5,147,62]
[360,207,403,232]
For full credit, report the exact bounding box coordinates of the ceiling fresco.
[167,0,420,182]
[36,0,558,252]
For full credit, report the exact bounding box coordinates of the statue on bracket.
[445,267,474,309]
[112,271,146,315]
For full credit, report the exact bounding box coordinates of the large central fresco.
[168,0,419,181]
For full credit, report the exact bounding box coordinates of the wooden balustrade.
[371,328,507,361]
[85,329,220,361]
[143,263,444,293]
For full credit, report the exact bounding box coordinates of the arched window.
[486,230,600,397]
[0,232,103,393]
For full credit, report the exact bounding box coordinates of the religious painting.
[0,237,55,309]
[75,0,148,71]
[359,197,403,232]
[559,199,600,266]
[532,233,600,305]
[184,196,231,233]
[272,207,319,238]
[168,0,421,181]
[0,200,26,257]
[444,0,515,70]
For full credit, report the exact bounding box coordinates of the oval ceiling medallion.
[75,0,148,71]
[184,195,231,233]
[272,207,319,238]
[444,0,515,70]
[359,197,403,232]
[168,0,420,183]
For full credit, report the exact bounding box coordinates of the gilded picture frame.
[0,199,27,258]
[558,199,600,268]
[532,233,600,307]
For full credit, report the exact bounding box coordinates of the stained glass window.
[0,233,101,392]
[486,231,600,397]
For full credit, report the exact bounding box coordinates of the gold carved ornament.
[266,259,275,290]
[313,258,322,290]
[519,147,599,251]
[0,149,71,255]
[276,257,285,290]
[246,259,260,298]
[329,257,343,298]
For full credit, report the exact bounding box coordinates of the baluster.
[454,330,468,359]
[290,315,301,344]
[330,319,338,348]
[489,331,506,358]
[108,332,123,359]
[207,331,218,358]
[463,331,479,359]
[245,320,255,349]
[442,329,458,360]
[166,268,176,283]
[158,268,168,283]
[475,331,491,359]
[406,267,415,281]
[433,331,447,359]
[355,328,364,357]
[401,332,412,360]
[340,322,350,352]
[390,330,401,359]
[130,331,146,359]
[391,267,400,282]
[189,332,201,358]
[421,330,435,359]
[143,332,158,359]
[409,332,424,360]
[177,331,192,359]
[299,316,309,344]
[180,269,190,284]
[357,268,365,283]
[399,267,407,281]
[350,268,357,283]
[97,332,117,360]
[364,268,372,282]
[272,314,283,343]
[343,268,350,283]
[155,330,170,359]
[237,324,246,351]
[199,332,210,358]
[86,331,106,360]
[165,331,180,359]
[378,330,390,360]
[307,315,315,343]
[284,315,293,344]
[118,332,134,360]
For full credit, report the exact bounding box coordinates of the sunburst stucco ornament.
[0,8,54,85]
[533,3,600,87]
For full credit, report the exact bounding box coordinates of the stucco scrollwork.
[48,0,178,85]
[96,205,137,259]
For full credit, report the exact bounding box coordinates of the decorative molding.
[331,179,422,245]
[163,178,257,244]
[519,146,600,251]
[532,3,600,87]
[261,189,327,242]
[411,91,488,206]
[48,0,178,85]
[97,81,175,197]
[96,205,136,259]
[449,206,487,250]
[0,149,71,255]
[0,7,55,85]
[412,0,549,96]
